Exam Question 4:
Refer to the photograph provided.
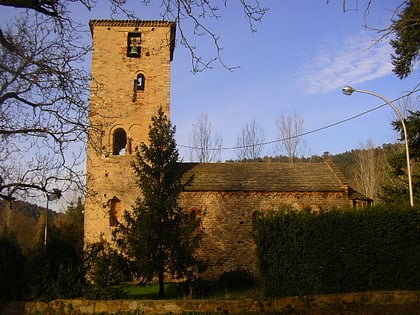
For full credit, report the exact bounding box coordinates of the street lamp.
[342,86,414,207]
[45,188,62,251]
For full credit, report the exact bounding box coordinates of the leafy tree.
[383,110,420,204]
[0,231,25,300]
[394,110,420,160]
[25,199,86,300]
[84,239,131,299]
[335,0,419,78]
[113,108,203,298]
[55,196,85,259]
[390,0,420,79]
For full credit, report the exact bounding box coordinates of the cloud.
[297,32,393,94]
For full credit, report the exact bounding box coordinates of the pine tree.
[113,107,202,298]
[390,0,420,79]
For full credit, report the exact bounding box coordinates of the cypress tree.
[114,107,202,298]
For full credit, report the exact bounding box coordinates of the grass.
[125,283,182,299]
[123,280,264,300]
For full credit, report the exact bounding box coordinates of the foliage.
[390,0,420,79]
[84,239,132,288]
[24,200,86,301]
[25,235,86,301]
[253,205,420,297]
[0,230,25,300]
[218,269,255,290]
[393,110,420,159]
[55,197,85,258]
[113,108,204,298]
[382,110,420,205]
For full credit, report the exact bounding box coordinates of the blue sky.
[167,0,419,160]
[2,1,418,209]
[80,0,418,161]
[3,0,419,162]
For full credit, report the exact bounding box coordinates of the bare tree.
[351,140,387,202]
[0,12,90,201]
[1,0,268,73]
[276,111,307,163]
[235,117,266,160]
[0,0,268,201]
[189,112,223,162]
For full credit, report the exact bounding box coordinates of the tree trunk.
[158,267,165,298]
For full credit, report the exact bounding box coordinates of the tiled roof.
[180,162,348,192]
[348,187,373,201]
[89,20,175,29]
[89,20,176,60]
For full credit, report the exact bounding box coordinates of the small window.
[113,128,127,155]
[109,197,122,226]
[127,32,141,58]
[134,73,145,91]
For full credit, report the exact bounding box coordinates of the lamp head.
[342,86,355,95]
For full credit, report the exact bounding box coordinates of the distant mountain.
[0,200,58,254]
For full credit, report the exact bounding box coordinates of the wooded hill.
[0,142,407,253]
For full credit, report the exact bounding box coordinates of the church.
[84,20,372,279]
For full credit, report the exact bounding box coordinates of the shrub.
[218,268,255,290]
[254,205,420,297]
[0,230,25,300]
[84,239,132,288]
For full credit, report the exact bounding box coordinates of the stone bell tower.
[84,20,176,245]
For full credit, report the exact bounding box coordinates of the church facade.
[84,20,371,279]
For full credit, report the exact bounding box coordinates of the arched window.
[108,197,122,226]
[135,73,145,91]
[113,128,127,155]
[127,32,141,58]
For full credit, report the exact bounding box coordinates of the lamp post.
[342,86,414,207]
[45,189,62,251]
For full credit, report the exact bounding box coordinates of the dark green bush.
[218,268,255,290]
[25,222,86,301]
[0,231,25,300]
[189,279,218,298]
[25,242,86,301]
[84,239,132,288]
[254,205,420,297]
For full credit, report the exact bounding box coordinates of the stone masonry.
[84,20,372,280]
[85,20,175,245]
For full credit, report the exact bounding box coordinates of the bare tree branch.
[0,11,90,201]
[276,111,307,163]
[235,117,266,160]
[189,112,223,162]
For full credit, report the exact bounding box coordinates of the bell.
[128,46,140,57]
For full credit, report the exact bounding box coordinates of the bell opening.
[129,46,140,57]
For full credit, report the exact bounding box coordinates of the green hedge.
[253,205,420,297]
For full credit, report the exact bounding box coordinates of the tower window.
[108,197,122,226]
[135,73,145,91]
[113,128,127,155]
[127,32,141,58]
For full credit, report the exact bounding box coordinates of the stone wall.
[85,20,173,245]
[7,291,419,314]
[179,190,351,279]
